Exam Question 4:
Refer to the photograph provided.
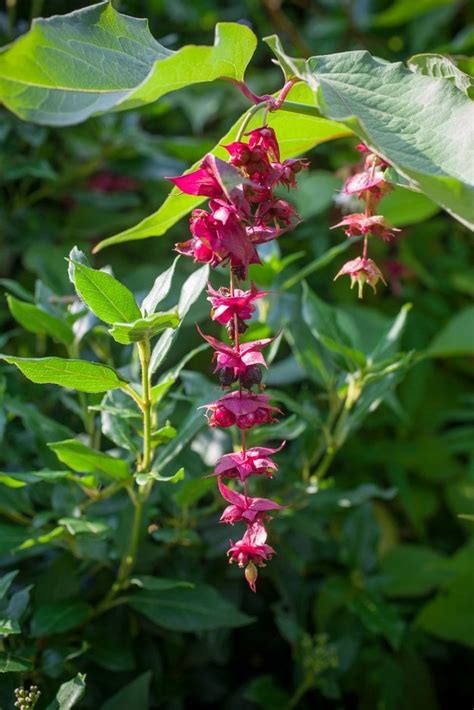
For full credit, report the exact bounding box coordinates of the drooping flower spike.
[170,120,304,591]
[333,143,396,296]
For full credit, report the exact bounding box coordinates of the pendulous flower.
[211,443,285,482]
[203,391,280,429]
[331,213,400,241]
[197,327,272,377]
[334,256,386,298]
[218,478,283,525]
[207,283,267,326]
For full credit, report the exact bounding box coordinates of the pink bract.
[211,443,285,482]
[331,213,400,241]
[207,283,267,325]
[218,478,283,525]
[335,256,386,298]
[197,327,272,374]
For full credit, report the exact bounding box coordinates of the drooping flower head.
[197,327,272,378]
[331,213,400,241]
[203,391,281,429]
[218,478,283,525]
[227,521,276,591]
[211,443,285,482]
[207,283,267,326]
[334,257,386,298]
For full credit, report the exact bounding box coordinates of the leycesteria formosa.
[168,123,307,591]
[333,143,399,297]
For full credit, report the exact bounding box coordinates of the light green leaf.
[427,306,474,357]
[0,653,33,673]
[31,600,90,637]
[0,3,256,126]
[70,261,140,325]
[7,294,73,345]
[1,355,128,393]
[376,545,450,597]
[94,83,350,251]
[59,517,111,536]
[0,618,20,636]
[0,473,26,488]
[47,673,87,710]
[408,53,474,97]
[109,310,180,344]
[100,672,151,710]
[141,257,179,316]
[136,467,184,486]
[129,583,254,632]
[49,439,130,480]
[266,42,474,229]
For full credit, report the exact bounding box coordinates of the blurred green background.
[0,1,473,708]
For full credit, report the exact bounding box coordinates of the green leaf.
[375,545,450,597]
[266,42,474,230]
[150,265,210,373]
[131,575,194,592]
[70,261,140,325]
[373,0,457,27]
[7,295,73,345]
[58,517,111,536]
[129,584,254,632]
[408,53,474,97]
[94,83,350,251]
[416,545,474,648]
[100,672,151,710]
[427,306,474,357]
[31,600,90,637]
[49,439,130,480]
[350,591,405,650]
[0,473,27,488]
[141,257,179,316]
[0,3,257,126]
[136,467,184,486]
[108,310,180,344]
[378,186,439,226]
[1,355,128,393]
[0,653,33,673]
[47,673,86,710]
[0,571,18,600]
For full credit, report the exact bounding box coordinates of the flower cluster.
[333,143,399,298]
[168,126,307,591]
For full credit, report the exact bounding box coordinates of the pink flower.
[218,478,283,525]
[331,213,400,241]
[343,169,388,197]
[203,391,281,429]
[207,283,267,325]
[167,154,245,200]
[334,256,386,298]
[272,158,309,189]
[255,198,299,228]
[211,443,285,482]
[227,521,275,591]
[246,126,281,162]
[197,327,272,375]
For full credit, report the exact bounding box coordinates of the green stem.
[138,339,152,472]
[236,102,269,141]
[279,100,322,118]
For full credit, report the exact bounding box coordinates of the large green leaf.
[265,39,474,230]
[1,355,128,393]
[49,439,130,480]
[0,3,256,126]
[100,672,151,710]
[129,583,254,632]
[94,83,350,251]
[31,600,90,637]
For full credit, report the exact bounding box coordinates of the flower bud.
[226,316,248,341]
[219,367,238,387]
[245,561,258,592]
[237,412,257,429]
[240,364,262,389]
[193,238,214,263]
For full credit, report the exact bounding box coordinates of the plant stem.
[236,102,268,141]
[138,338,152,472]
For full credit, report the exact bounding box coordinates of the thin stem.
[235,102,268,142]
[138,339,152,472]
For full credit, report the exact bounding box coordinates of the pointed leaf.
[0,3,256,126]
[108,310,180,344]
[7,295,73,345]
[47,673,86,710]
[49,439,130,480]
[70,261,140,325]
[1,355,128,393]
[141,257,179,315]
